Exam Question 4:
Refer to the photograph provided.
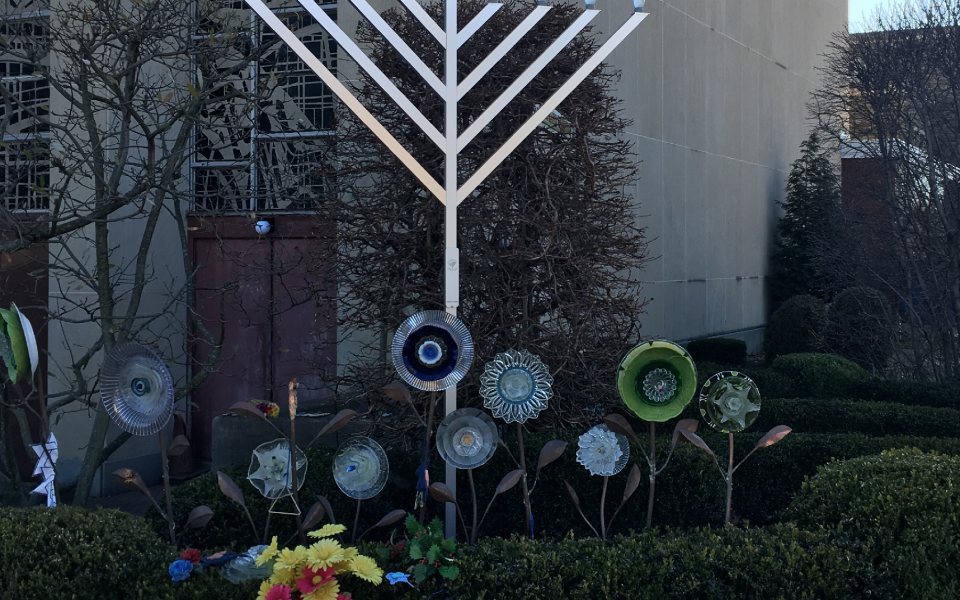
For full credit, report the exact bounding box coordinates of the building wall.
[338,0,846,353]
[616,0,847,350]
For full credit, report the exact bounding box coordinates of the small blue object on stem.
[168,559,193,582]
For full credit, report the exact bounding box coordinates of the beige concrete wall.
[610,0,847,349]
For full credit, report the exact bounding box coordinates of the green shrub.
[359,525,884,599]
[751,398,960,439]
[763,294,826,361]
[0,506,255,600]
[784,449,960,599]
[686,337,747,366]
[824,286,892,372]
[856,377,960,410]
[771,353,869,398]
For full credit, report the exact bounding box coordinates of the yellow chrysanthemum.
[306,538,345,570]
[308,523,347,538]
[276,546,308,572]
[256,536,279,567]
[270,567,297,588]
[303,579,340,600]
[330,547,359,575]
[350,554,383,585]
[256,580,274,600]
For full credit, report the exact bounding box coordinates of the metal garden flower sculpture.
[479,349,553,423]
[564,424,634,540]
[247,439,308,500]
[605,340,699,529]
[680,371,791,524]
[474,349,563,538]
[392,310,474,392]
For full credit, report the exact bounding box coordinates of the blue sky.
[848,0,901,31]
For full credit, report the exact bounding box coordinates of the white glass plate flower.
[246,439,308,499]
[333,436,389,499]
[436,407,498,470]
[479,349,553,424]
[576,424,630,476]
[99,342,175,436]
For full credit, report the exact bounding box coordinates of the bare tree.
[812,0,960,380]
[0,0,268,505]
[327,0,650,441]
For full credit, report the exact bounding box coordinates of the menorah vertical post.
[442,0,460,537]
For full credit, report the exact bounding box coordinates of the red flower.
[297,565,335,594]
[180,548,201,565]
[264,585,293,600]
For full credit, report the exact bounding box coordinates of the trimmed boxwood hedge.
[356,525,888,600]
[154,429,960,549]
[785,449,960,599]
[0,506,255,600]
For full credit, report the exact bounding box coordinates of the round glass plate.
[479,349,553,424]
[333,437,389,500]
[699,371,761,433]
[616,340,697,423]
[391,310,474,392]
[436,407,498,470]
[576,423,630,476]
[247,438,308,499]
[99,342,175,436]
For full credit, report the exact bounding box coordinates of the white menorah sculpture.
[245,0,648,535]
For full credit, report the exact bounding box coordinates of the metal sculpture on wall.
[392,310,474,392]
[0,303,38,384]
[681,371,791,525]
[100,342,175,437]
[244,0,649,535]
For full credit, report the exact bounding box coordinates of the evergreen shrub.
[824,286,892,372]
[771,353,869,398]
[763,294,826,361]
[784,449,960,599]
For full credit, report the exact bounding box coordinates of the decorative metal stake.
[246,0,648,537]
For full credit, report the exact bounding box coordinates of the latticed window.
[0,0,50,212]
[192,1,336,212]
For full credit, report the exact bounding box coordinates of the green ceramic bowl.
[0,304,30,384]
[616,340,698,422]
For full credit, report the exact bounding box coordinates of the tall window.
[192,1,337,212]
[0,0,49,212]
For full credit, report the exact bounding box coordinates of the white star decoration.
[31,433,57,507]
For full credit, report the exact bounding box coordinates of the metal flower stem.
[599,475,609,541]
[725,432,734,525]
[352,499,362,543]
[645,422,656,529]
[158,431,176,545]
[467,468,478,544]
[420,391,438,526]
[288,379,307,544]
[516,423,532,538]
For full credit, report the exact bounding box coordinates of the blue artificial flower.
[386,572,413,586]
[169,559,193,582]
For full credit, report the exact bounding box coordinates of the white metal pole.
[443,0,459,539]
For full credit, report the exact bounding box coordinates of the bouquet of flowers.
[255,524,383,600]
[250,399,281,419]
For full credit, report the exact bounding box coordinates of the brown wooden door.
[187,215,335,463]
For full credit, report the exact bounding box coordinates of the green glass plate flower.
[0,303,37,384]
[616,340,697,422]
[699,371,761,433]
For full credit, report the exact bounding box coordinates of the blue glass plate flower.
[479,349,553,424]
[392,310,474,391]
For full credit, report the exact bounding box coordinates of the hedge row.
[697,352,960,409]
[353,525,888,600]
[0,506,255,600]
[154,430,960,548]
